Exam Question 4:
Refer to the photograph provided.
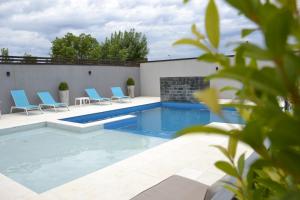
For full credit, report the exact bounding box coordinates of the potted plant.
[126,77,135,98]
[58,82,69,105]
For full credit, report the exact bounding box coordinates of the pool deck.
[0,97,252,200]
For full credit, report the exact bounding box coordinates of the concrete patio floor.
[0,97,252,200]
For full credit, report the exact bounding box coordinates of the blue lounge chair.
[85,88,111,104]
[111,87,131,102]
[10,90,43,115]
[37,91,69,112]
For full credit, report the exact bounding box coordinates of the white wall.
[140,58,241,99]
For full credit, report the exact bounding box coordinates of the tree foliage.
[51,33,101,60]
[176,0,300,199]
[1,48,9,57]
[1,48,9,63]
[50,30,148,62]
[22,53,37,64]
[100,29,148,61]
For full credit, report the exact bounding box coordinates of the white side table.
[75,97,90,106]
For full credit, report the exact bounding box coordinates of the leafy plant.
[22,53,37,64]
[51,30,149,62]
[100,29,149,61]
[1,48,9,63]
[126,77,135,86]
[58,82,69,91]
[51,33,101,60]
[1,48,9,56]
[175,0,300,199]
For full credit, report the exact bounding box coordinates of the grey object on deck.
[131,152,259,200]
[130,175,209,200]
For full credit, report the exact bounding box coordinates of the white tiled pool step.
[0,122,45,135]
[0,115,137,134]
[47,115,137,132]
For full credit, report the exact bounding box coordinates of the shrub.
[58,82,69,91]
[175,0,300,199]
[126,77,135,86]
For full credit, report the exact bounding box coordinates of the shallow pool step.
[104,116,138,129]
[47,115,137,133]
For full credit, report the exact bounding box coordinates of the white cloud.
[0,0,256,60]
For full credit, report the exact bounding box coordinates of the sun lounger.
[37,91,69,112]
[10,90,42,115]
[85,88,111,104]
[111,87,131,102]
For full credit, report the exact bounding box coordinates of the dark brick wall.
[160,77,209,102]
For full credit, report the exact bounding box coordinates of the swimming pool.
[63,102,243,139]
[0,102,242,193]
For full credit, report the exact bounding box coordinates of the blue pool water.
[63,102,243,139]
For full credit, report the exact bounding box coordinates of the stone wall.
[160,77,209,102]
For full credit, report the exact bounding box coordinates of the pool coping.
[0,97,160,132]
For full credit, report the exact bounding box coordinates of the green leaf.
[235,45,246,67]
[248,58,258,69]
[205,0,220,48]
[226,0,261,23]
[194,88,221,114]
[240,120,267,156]
[215,161,239,177]
[275,149,300,180]
[278,0,298,14]
[173,38,211,52]
[191,24,205,40]
[237,108,252,121]
[211,145,231,160]
[237,153,245,175]
[198,53,230,68]
[220,86,239,92]
[177,125,231,137]
[256,176,287,195]
[265,9,292,56]
[239,43,272,60]
[223,184,243,199]
[268,115,300,147]
[228,136,238,158]
[209,67,286,96]
[241,28,257,38]
[197,53,216,62]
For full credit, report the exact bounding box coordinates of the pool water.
[0,102,243,193]
[104,103,243,139]
[0,127,166,193]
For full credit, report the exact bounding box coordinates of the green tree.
[51,33,101,60]
[100,29,148,61]
[176,0,300,199]
[22,53,37,64]
[1,48,9,63]
[1,48,9,56]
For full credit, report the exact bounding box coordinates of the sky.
[0,0,261,61]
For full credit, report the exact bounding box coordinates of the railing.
[0,56,143,67]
